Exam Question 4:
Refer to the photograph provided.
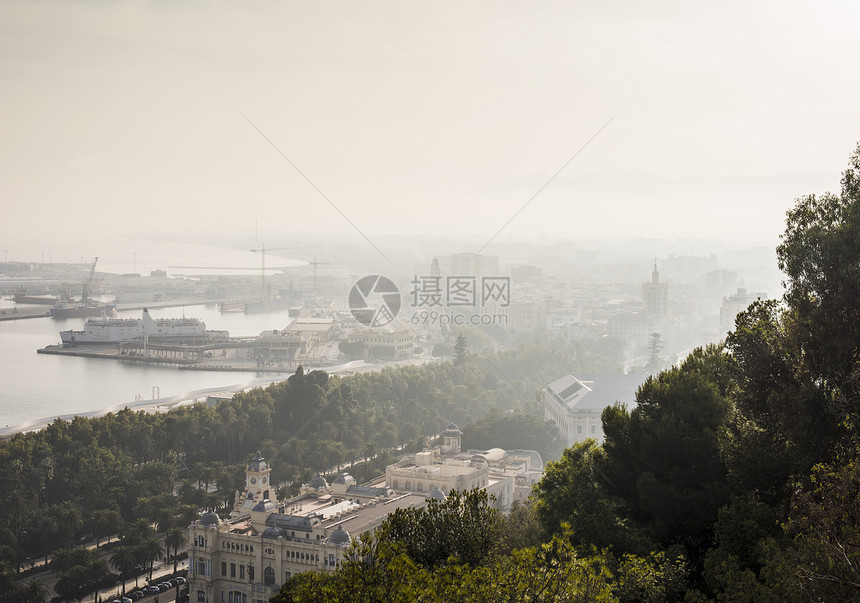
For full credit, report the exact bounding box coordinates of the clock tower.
[235,450,277,513]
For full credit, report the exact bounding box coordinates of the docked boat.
[50,298,116,319]
[60,308,227,345]
[12,294,58,305]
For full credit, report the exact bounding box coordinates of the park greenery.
[0,326,589,600]
[5,143,860,601]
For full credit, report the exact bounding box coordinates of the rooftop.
[546,373,645,411]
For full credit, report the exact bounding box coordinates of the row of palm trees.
[44,516,188,602]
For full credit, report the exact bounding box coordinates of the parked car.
[128,592,144,601]
[143,585,160,595]
[174,576,187,584]
[157,582,172,592]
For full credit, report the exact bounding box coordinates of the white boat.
[60,309,227,345]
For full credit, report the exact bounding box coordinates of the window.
[197,561,206,575]
[590,425,596,434]
[577,425,582,435]
[197,590,206,602]
[248,566,255,581]
[240,565,245,579]
[221,561,227,576]
[264,567,276,586]
[230,563,236,578]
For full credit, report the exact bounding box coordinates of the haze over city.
[2,0,859,257]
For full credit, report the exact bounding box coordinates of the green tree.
[780,446,860,600]
[141,533,164,581]
[776,142,860,386]
[381,488,502,568]
[338,340,366,359]
[600,345,733,561]
[645,332,664,374]
[612,550,689,603]
[533,439,649,554]
[165,526,188,573]
[89,508,122,549]
[499,499,543,553]
[110,545,138,595]
[453,333,468,366]
[21,578,48,603]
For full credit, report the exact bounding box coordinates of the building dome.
[428,485,446,500]
[199,511,220,526]
[332,473,355,486]
[252,500,277,513]
[248,450,268,472]
[441,423,463,437]
[261,526,286,539]
[329,525,350,546]
[309,474,328,489]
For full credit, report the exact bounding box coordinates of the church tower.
[642,261,668,318]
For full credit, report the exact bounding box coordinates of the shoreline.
[0,360,374,439]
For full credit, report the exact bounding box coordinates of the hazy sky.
[2,0,859,261]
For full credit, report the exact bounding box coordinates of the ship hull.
[50,303,116,319]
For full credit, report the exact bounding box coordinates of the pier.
[38,337,267,370]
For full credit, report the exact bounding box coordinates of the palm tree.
[129,517,154,540]
[141,534,164,581]
[110,546,137,595]
[22,578,47,603]
[178,504,200,527]
[84,558,110,602]
[164,527,188,573]
[89,509,122,548]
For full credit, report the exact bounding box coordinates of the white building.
[543,374,645,446]
[720,287,765,335]
[188,452,427,603]
[385,424,543,510]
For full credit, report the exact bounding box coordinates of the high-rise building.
[642,261,668,318]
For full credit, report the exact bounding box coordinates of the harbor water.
[0,304,301,430]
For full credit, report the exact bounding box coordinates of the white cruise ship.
[60,309,226,345]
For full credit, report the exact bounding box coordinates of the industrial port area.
[0,251,370,373]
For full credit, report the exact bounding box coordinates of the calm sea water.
[0,304,300,430]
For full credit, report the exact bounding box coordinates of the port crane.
[308,257,331,298]
[250,244,299,298]
[80,257,98,303]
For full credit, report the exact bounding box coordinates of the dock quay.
[0,306,52,321]
[36,337,290,373]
